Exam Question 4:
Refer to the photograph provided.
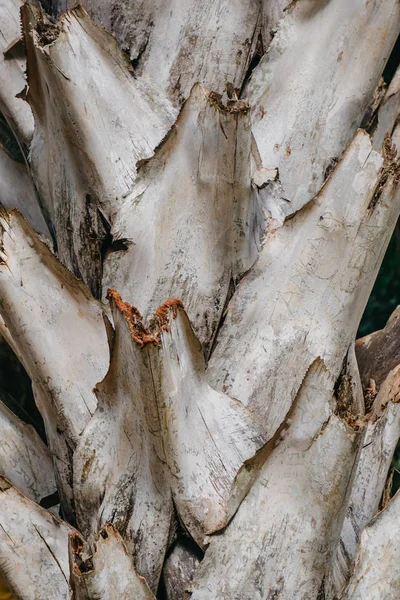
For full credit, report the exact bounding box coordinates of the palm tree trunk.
[0,1,399,598]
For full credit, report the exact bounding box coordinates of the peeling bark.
[371,65,400,152]
[69,525,156,600]
[0,399,56,504]
[73,294,172,591]
[190,116,400,600]
[74,291,264,586]
[57,0,261,107]
[0,0,399,598]
[356,304,400,390]
[189,360,361,599]
[332,370,400,595]
[0,0,34,148]
[245,0,400,222]
[209,125,400,441]
[341,490,400,600]
[332,303,400,595]
[0,211,109,520]
[22,3,177,297]
[103,84,242,349]
[0,476,73,600]
[0,144,49,237]
[150,303,265,544]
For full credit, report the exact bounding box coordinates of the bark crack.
[239,31,264,97]
[368,133,400,211]
[32,523,69,584]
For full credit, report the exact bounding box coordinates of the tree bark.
[0,0,400,598]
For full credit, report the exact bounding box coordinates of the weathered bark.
[0,210,109,520]
[160,539,202,600]
[0,1,48,236]
[0,0,399,598]
[51,0,263,106]
[356,305,400,391]
[245,0,400,222]
[341,490,400,600]
[332,366,400,596]
[22,2,177,298]
[0,477,73,599]
[332,296,400,595]
[69,525,156,600]
[0,143,48,236]
[149,305,264,543]
[209,125,400,438]
[0,399,56,504]
[0,0,34,148]
[102,85,244,350]
[73,290,264,589]
[190,359,361,599]
[73,293,173,591]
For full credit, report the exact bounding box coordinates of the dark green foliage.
[358,223,400,338]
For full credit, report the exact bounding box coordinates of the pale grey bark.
[56,0,262,106]
[341,490,400,600]
[0,0,34,147]
[148,304,265,544]
[69,525,156,600]
[73,294,173,592]
[0,211,109,520]
[208,126,399,438]
[0,0,399,598]
[0,399,56,503]
[190,360,360,599]
[0,476,73,599]
[0,0,49,236]
[22,2,177,297]
[246,0,400,222]
[103,84,240,349]
[160,540,201,600]
[332,369,400,596]
[0,145,49,236]
[332,293,400,595]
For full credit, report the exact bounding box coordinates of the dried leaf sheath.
[0,399,56,504]
[69,525,157,600]
[73,293,172,592]
[0,477,74,599]
[0,210,109,520]
[74,289,265,582]
[22,2,177,297]
[150,302,266,544]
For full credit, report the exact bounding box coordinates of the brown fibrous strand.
[107,288,184,347]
